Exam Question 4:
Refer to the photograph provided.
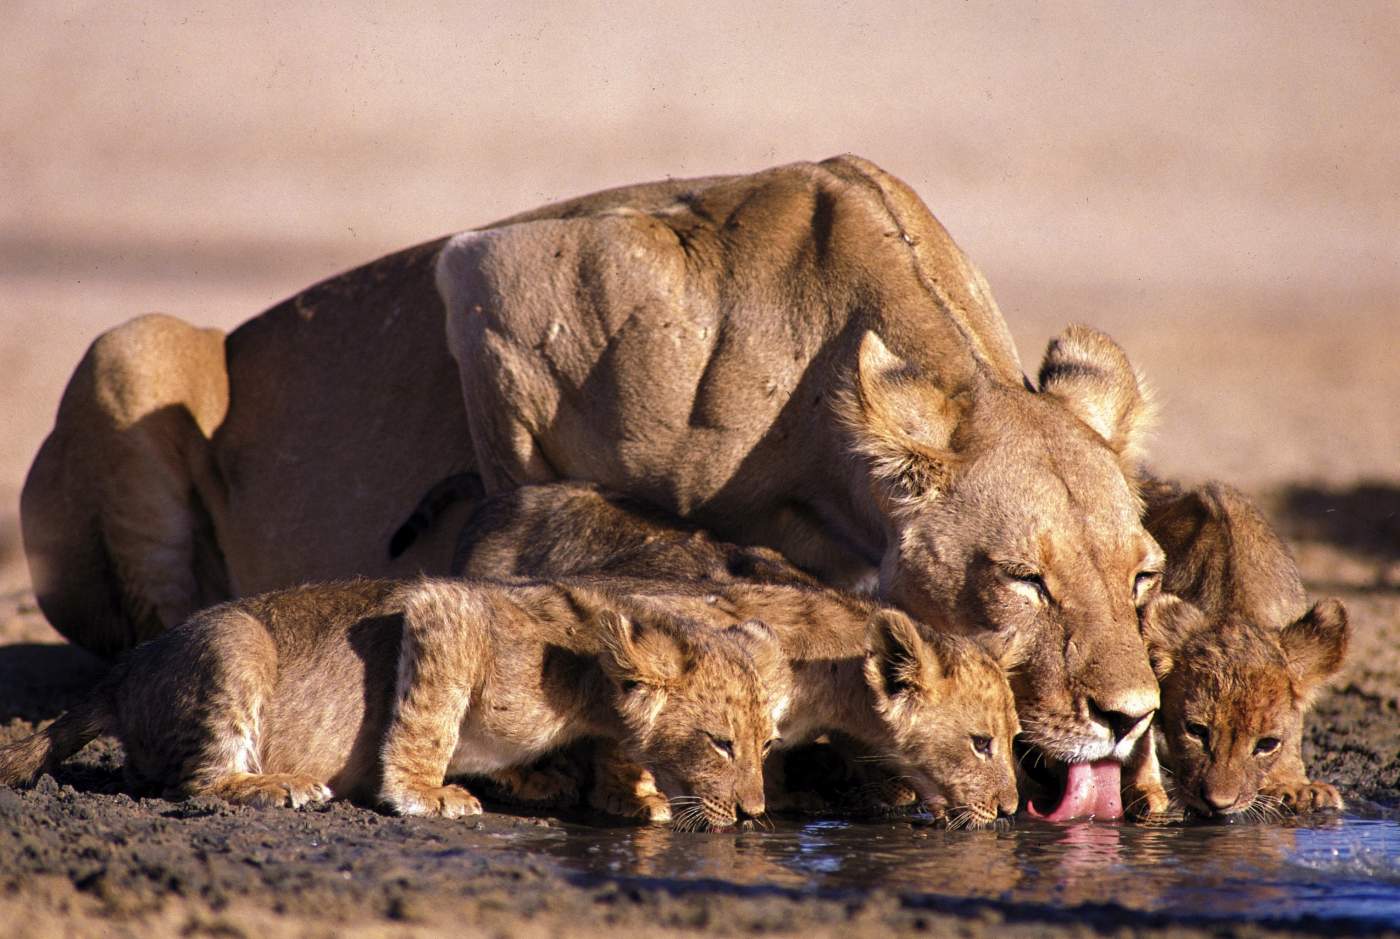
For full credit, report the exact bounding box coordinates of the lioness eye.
[971,735,993,758]
[1006,569,1051,604]
[1185,722,1210,745]
[1254,736,1281,756]
[1133,570,1161,603]
[706,734,735,759]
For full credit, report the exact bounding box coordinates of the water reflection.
[487,812,1400,927]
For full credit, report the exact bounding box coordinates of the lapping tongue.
[1026,759,1123,821]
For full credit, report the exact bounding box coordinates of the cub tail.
[0,691,113,786]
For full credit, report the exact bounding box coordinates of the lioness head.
[863,609,1020,828]
[843,326,1163,818]
[1142,594,1349,818]
[596,609,787,831]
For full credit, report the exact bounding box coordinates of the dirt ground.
[2,4,1397,937]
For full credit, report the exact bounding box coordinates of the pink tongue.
[1026,759,1123,821]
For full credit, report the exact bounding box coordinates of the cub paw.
[591,782,672,824]
[386,783,483,819]
[1125,780,1172,820]
[490,765,581,807]
[207,773,332,809]
[1264,780,1343,814]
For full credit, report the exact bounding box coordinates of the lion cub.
[452,478,821,588]
[452,482,1022,828]
[1141,482,1350,818]
[0,578,784,830]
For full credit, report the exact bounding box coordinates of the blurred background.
[3,1,1397,592]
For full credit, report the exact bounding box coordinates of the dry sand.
[1,3,1396,936]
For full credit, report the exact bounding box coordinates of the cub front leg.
[378,586,486,818]
[1123,726,1172,820]
[484,752,582,808]
[589,742,671,824]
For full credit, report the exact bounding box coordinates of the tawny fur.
[24,156,1162,780]
[0,578,784,830]
[451,481,1021,827]
[1140,482,1350,817]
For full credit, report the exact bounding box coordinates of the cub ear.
[1138,593,1207,679]
[1281,598,1350,700]
[596,608,684,691]
[982,629,1032,674]
[864,608,942,699]
[725,618,786,679]
[726,617,778,648]
[1037,324,1154,465]
[843,331,966,512]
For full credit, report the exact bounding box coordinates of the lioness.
[24,156,1162,818]
[0,578,785,830]
[1141,483,1350,817]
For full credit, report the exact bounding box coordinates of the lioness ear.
[1037,324,1154,465]
[864,609,942,699]
[596,608,684,691]
[1281,598,1350,701]
[844,331,965,511]
[1138,593,1207,679]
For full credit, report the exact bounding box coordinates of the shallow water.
[436,808,1400,929]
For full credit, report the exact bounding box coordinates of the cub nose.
[1088,698,1154,743]
[736,800,765,821]
[1202,784,1240,813]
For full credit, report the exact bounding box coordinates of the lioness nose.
[1088,698,1155,742]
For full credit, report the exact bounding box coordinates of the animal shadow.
[0,641,107,724]
[1273,482,1400,565]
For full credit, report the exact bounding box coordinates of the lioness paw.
[387,783,483,819]
[1264,781,1343,814]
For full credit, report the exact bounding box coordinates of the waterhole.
[434,806,1400,929]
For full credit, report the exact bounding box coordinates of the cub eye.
[1005,569,1051,604]
[1133,570,1161,603]
[620,679,643,693]
[970,734,993,758]
[1254,736,1281,756]
[706,733,735,760]
[762,737,781,756]
[1185,722,1210,745]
